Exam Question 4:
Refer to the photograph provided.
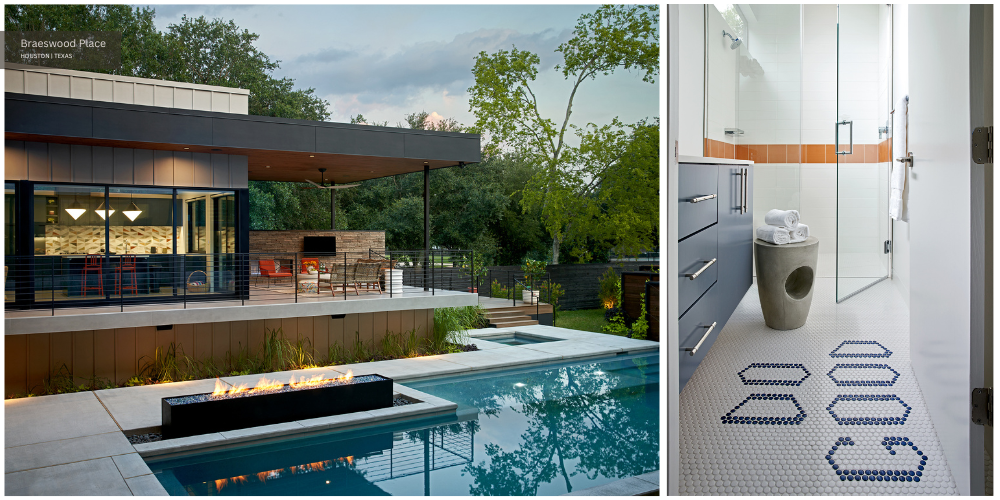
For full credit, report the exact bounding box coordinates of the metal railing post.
[294,252,298,304]
[470,250,475,297]
[343,251,347,300]
[431,249,435,296]
[51,259,55,316]
[182,256,187,309]
[510,270,514,307]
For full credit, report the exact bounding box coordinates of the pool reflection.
[149,354,658,496]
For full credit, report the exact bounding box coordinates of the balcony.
[4,250,479,335]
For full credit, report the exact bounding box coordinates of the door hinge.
[884,240,891,254]
[972,387,992,426]
[972,126,992,164]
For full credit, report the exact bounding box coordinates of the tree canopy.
[5,4,329,120]
[468,4,659,263]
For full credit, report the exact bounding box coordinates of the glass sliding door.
[835,4,892,301]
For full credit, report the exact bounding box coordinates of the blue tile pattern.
[680,279,958,495]
[827,363,901,386]
[829,340,893,358]
[737,362,811,386]
[828,436,929,482]
[720,393,807,425]
[827,394,912,425]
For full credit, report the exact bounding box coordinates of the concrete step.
[490,319,539,328]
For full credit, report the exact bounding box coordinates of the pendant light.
[65,192,86,220]
[123,192,142,221]
[95,200,115,220]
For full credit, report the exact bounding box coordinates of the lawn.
[555,308,608,334]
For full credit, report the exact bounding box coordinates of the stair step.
[484,311,527,319]
[490,319,539,328]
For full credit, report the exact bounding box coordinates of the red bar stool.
[115,254,138,295]
[82,254,104,296]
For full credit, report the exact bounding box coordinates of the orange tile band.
[703,138,892,164]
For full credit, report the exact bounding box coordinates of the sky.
[146,4,659,129]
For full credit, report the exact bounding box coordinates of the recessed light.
[183,147,189,150]
[309,155,315,158]
[265,165,270,168]
[514,382,526,387]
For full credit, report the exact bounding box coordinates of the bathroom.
[664,4,991,496]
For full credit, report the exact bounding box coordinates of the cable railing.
[483,268,554,319]
[3,249,477,315]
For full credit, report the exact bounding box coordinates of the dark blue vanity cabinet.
[677,160,753,392]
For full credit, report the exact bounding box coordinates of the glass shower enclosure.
[835,4,892,302]
[714,4,892,302]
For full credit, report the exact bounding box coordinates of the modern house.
[3,62,481,396]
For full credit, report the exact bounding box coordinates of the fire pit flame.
[207,371,359,401]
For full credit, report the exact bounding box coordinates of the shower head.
[723,30,742,50]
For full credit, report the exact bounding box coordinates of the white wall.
[745,5,802,278]
[907,4,971,495]
[4,63,249,114]
[891,4,911,307]
[741,4,801,146]
[706,6,738,146]
[678,5,705,157]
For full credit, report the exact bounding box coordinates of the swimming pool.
[146,353,659,496]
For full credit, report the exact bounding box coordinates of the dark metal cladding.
[161,374,393,440]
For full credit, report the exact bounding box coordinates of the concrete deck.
[5,286,476,335]
[4,324,658,495]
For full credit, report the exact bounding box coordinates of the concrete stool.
[754,236,819,330]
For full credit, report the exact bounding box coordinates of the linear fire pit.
[162,373,393,439]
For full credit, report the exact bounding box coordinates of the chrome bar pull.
[896,154,913,164]
[685,258,717,280]
[740,168,748,214]
[690,193,717,203]
[682,322,717,355]
[835,120,854,155]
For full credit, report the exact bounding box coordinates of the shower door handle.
[835,120,854,155]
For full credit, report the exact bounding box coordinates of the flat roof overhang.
[5,93,481,183]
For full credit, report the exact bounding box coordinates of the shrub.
[598,267,621,309]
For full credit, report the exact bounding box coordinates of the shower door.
[834,4,892,302]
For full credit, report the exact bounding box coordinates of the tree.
[5,5,169,78]
[467,4,658,263]
[5,6,330,121]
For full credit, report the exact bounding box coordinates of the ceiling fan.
[300,168,360,190]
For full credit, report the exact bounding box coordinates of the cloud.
[280,27,571,118]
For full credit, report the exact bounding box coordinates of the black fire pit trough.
[162,374,393,439]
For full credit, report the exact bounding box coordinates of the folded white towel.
[757,225,790,245]
[765,209,800,228]
[788,223,810,243]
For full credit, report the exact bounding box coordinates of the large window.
[14,183,239,305]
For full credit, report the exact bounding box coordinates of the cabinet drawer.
[678,283,723,393]
[678,224,717,316]
[678,163,719,240]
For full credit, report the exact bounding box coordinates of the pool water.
[146,353,659,496]
[484,332,558,346]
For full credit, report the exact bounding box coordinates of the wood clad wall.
[621,272,657,321]
[647,283,660,342]
[4,309,434,397]
[621,272,659,342]
[4,140,248,189]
